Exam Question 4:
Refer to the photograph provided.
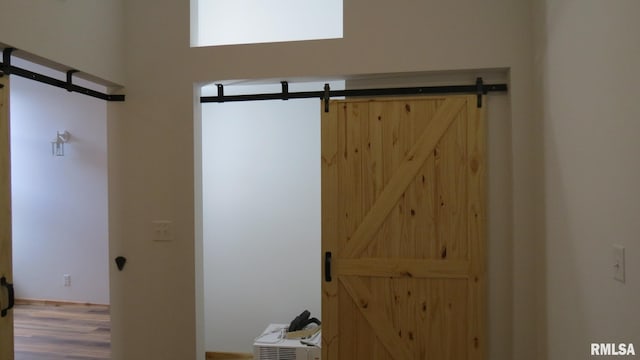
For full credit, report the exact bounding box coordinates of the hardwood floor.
[205,352,254,359]
[13,302,110,360]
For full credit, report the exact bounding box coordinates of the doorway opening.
[197,80,344,355]
[9,56,111,359]
[194,70,513,359]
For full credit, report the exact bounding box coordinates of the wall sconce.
[51,130,70,156]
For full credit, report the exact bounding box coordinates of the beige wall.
[533,1,640,358]
[3,1,541,359]
[114,1,537,359]
[9,1,640,359]
[0,0,124,85]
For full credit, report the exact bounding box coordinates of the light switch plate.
[613,244,625,283]
[152,220,173,241]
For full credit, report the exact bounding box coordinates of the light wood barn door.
[0,74,14,360]
[321,95,486,360]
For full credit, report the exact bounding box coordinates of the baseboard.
[15,298,110,308]
[205,351,253,360]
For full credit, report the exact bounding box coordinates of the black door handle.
[1,276,14,317]
[115,256,127,271]
[325,252,332,282]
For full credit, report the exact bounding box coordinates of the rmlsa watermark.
[591,343,636,356]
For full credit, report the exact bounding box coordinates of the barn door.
[0,74,14,360]
[321,95,486,359]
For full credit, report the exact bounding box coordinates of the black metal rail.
[0,48,125,102]
[201,78,508,110]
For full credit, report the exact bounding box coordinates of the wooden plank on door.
[321,101,339,359]
[0,74,14,360]
[466,97,487,359]
[321,95,486,360]
[340,98,465,260]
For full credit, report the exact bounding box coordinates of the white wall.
[0,0,125,85]
[1,1,539,359]
[10,58,110,305]
[114,1,536,359]
[533,1,640,358]
[201,82,342,352]
[17,2,640,359]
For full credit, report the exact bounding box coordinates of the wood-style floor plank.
[13,303,111,360]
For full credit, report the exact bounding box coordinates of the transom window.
[192,0,343,47]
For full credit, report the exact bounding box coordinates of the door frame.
[194,72,511,360]
[0,62,113,359]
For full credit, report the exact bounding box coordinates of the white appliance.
[253,324,321,360]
